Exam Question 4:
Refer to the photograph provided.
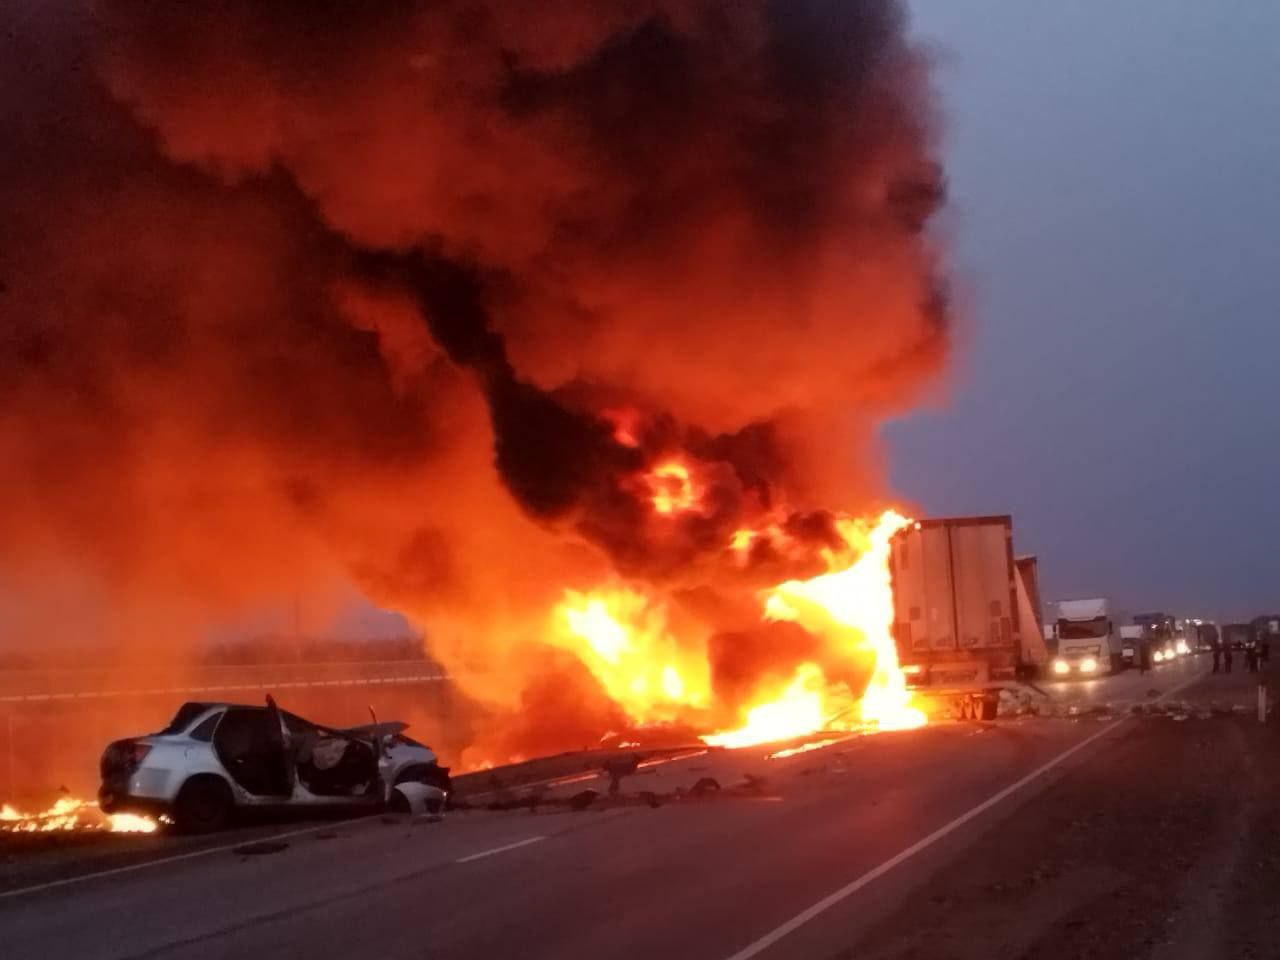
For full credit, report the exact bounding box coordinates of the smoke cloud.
[0,0,949,760]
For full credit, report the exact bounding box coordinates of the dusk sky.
[891,0,1280,620]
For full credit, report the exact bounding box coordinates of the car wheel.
[173,776,234,834]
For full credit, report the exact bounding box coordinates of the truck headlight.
[1080,657,1098,673]
[1176,640,1189,655]
[1052,659,1070,675]
[1153,650,1164,663]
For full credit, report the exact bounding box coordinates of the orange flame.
[550,586,711,724]
[646,460,702,516]
[0,796,158,833]
[600,407,643,448]
[759,510,926,734]
[550,510,924,748]
[701,662,831,747]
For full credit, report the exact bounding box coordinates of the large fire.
[702,661,832,748]
[759,510,927,735]
[1,797,158,834]
[647,461,702,516]
[550,585,712,724]
[0,1,953,781]
[550,508,925,750]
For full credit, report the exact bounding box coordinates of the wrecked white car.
[99,697,450,833]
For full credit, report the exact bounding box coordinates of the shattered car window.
[188,710,222,742]
[156,702,213,735]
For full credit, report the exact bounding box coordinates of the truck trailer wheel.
[173,776,234,834]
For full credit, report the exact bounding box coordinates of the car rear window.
[188,711,222,742]
[157,702,212,735]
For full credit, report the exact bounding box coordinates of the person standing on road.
[1212,636,1222,674]
[1139,633,1151,674]
[1224,641,1234,674]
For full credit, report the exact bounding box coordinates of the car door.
[281,709,380,806]
[212,706,293,799]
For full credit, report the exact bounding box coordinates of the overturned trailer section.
[889,516,1048,720]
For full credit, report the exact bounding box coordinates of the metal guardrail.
[0,662,450,704]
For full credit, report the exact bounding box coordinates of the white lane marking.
[454,835,546,864]
[722,667,1209,960]
[0,817,380,902]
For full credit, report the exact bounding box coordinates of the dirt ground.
[850,710,1280,960]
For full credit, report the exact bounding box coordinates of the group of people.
[1210,637,1269,674]
[1133,632,1271,674]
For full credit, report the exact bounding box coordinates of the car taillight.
[102,739,152,777]
[126,742,152,770]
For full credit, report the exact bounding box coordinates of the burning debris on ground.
[1,0,951,771]
[0,795,157,835]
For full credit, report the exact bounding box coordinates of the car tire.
[173,776,234,834]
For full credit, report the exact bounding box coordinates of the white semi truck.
[1119,625,1144,668]
[1053,598,1124,676]
[889,515,1049,719]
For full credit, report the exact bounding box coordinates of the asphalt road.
[6,655,1250,959]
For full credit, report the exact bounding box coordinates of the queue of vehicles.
[1048,607,1204,677]
[1045,608,1280,678]
[885,512,1259,694]
[885,514,1218,705]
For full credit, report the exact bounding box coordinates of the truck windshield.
[1058,617,1107,640]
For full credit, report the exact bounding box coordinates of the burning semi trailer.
[0,1,956,772]
[888,517,1049,720]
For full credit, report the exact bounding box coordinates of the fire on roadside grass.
[1,796,158,834]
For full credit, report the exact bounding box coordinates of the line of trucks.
[885,515,1261,717]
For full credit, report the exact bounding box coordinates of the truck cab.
[1053,598,1121,677]
[1119,625,1143,667]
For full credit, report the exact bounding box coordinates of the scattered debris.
[689,777,722,798]
[568,790,600,811]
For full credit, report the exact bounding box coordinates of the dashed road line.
[454,836,546,864]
